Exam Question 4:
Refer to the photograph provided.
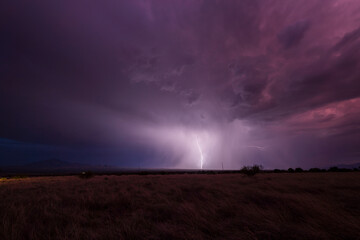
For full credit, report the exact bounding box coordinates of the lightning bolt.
[195,135,204,169]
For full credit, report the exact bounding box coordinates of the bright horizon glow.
[195,135,204,169]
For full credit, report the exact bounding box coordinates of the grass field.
[0,173,359,240]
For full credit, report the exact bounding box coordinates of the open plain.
[0,173,360,240]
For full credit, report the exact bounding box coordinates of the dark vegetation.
[240,164,263,176]
[79,171,95,179]
[0,173,359,240]
[1,161,359,178]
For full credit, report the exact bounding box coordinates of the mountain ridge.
[24,158,89,169]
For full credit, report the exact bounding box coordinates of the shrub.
[240,164,263,176]
[79,171,94,179]
[328,167,339,172]
[288,168,294,173]
[295,168,303,173]
[309,168,321,172]
[328,167,352,172]
[12,175,28,179]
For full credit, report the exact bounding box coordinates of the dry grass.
[0,173,360,240]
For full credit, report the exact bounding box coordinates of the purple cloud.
[1,0,360,168]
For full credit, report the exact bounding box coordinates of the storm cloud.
[1,0,360,169]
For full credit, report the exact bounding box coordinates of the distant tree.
[340,168,351,172]
[252,164,263,173]
[328,167,352,172]
[295,168,303,173]
[309,168,321,172]
[240,164,263,176]
[288,168,294,173]
[328,167,339,172]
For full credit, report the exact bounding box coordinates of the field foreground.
[1,173,360,240]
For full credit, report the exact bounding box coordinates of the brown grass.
[0,173,360,240]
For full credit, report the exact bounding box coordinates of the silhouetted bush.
[339,168,351,172]
[240,164,263,176]
[328,167,352,172]
[328,167,339,172]
[309,168,321,172]
[79,171,94,179]
[288,168,294,173]
[295,168,303,173]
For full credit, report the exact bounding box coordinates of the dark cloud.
[1,0,360,168]
[278,20,310,48]
[333,26,360,51]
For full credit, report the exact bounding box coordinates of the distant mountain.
[24,159,88,169]
[0,159,121,175]
[336,162,360,169]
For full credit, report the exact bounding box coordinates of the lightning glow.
[245,145,266,151]
[195,135,204,169]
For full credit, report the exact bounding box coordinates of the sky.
[1,0,360,169]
